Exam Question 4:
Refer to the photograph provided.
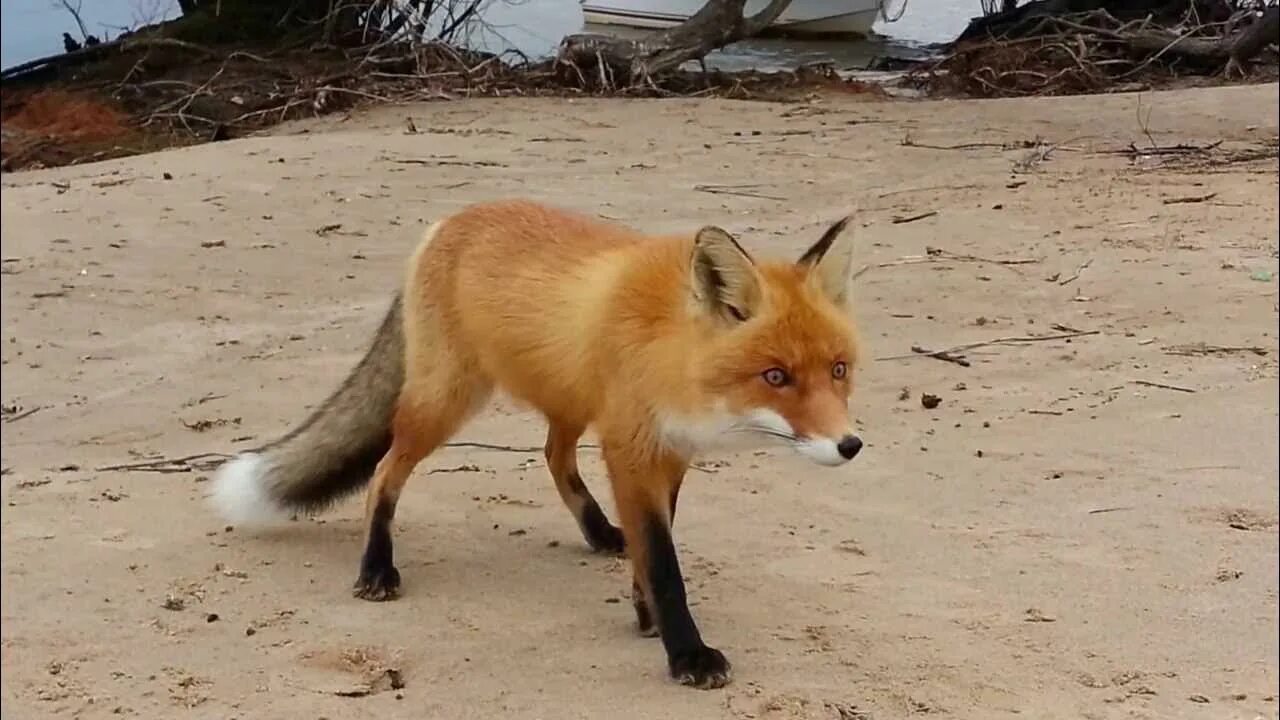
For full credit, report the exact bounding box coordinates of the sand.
[2,82,1278,720]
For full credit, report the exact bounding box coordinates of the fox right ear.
[797,215,855,306]
[690,226,761,323]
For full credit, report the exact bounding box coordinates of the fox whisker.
[726,424,798,443]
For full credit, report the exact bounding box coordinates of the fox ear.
[797,215,855,306]
[690,226,761,323]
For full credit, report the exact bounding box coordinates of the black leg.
[353,499,401,601]
[643,511,730,688]
[634,484,682,637]
[568,472,626,554]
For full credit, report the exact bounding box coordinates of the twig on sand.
[909,345,972,367]
[933,248,1040,268]
[853,247,1040,281]
[1162,192,1218,204]
[97,452,231,473]
[391,158,507,168]
[1057,257,1093,286]
[1131,379,1196,393]
[877,330,1099,363]
[876,183,983,199]
[1088,506,1135,515]
[693,183,786,201]
[852,257,934,279]
[2,406,42,423]
[900,135,1036,151]
[891,210,938,224]
[444,441,561,453]
[1104,140,1224,157]
[1162,343,1269,357]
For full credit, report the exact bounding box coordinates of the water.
[1,0,980,73]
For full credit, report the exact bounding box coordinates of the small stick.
[392,158,507,168]
[910,345,971,366]
[877,331,1099,363]
[443,441,548,453]
[852,256,933,280]
[876,183,983,199]
[96,452,232,473]
[2,406,42,423]
[1163,344,1268,357]
[852,250,1039,281]
[426,464,485,474]
[1131,379,1196,393]
[1088,506,1135,515]
[693,184,785,201]
[934,249,1039,267]
[1098,140,1224,157]
[1058,258,1093,286]
[1027,409,1064,415]
[1162,192,1218,204]
[900,137,1028,151]
[891,210,938,225]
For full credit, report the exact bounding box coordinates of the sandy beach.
[2,83,1278,720]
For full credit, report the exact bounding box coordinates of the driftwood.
[557,0,795,88]
[955,0,1233,42]
[1227,4,1280,71]
[1,36,217,83]
[919,4,1279,96]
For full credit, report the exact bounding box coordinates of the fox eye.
[832,361,848,380]
[762,367,791,387]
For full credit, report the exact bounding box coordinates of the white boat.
[580,0,884,37]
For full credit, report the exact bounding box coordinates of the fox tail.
[210,295,405,525]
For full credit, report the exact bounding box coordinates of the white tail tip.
[210,453,290,526]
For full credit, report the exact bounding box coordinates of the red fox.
[211,199,863,689]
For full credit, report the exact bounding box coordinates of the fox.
[211,199,864,689]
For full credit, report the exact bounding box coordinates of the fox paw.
[352,565,401,602]
[581,500,627,555]
[669,645,732,689]
[588,522,627,556]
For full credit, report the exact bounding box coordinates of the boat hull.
[581,0,880,36]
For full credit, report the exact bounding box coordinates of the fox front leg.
[605,443,730,689]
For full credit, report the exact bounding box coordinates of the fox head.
[665,216,862,467]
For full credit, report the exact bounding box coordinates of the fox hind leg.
[354,365,491,601]
[544,420,625,555]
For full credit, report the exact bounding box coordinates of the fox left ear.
[796,215,855,306]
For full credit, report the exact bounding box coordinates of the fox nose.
[836,435,863,460]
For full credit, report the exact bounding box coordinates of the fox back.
[411,200,862,465]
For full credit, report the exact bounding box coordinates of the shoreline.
[2,16,1275,174]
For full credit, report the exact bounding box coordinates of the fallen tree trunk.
[920,2,1278,97]
[1,35,216,83]
[1228,4,1280,66]
[1068,5,1278,68]
[955,0,1232,43]
[557,0,795,88]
